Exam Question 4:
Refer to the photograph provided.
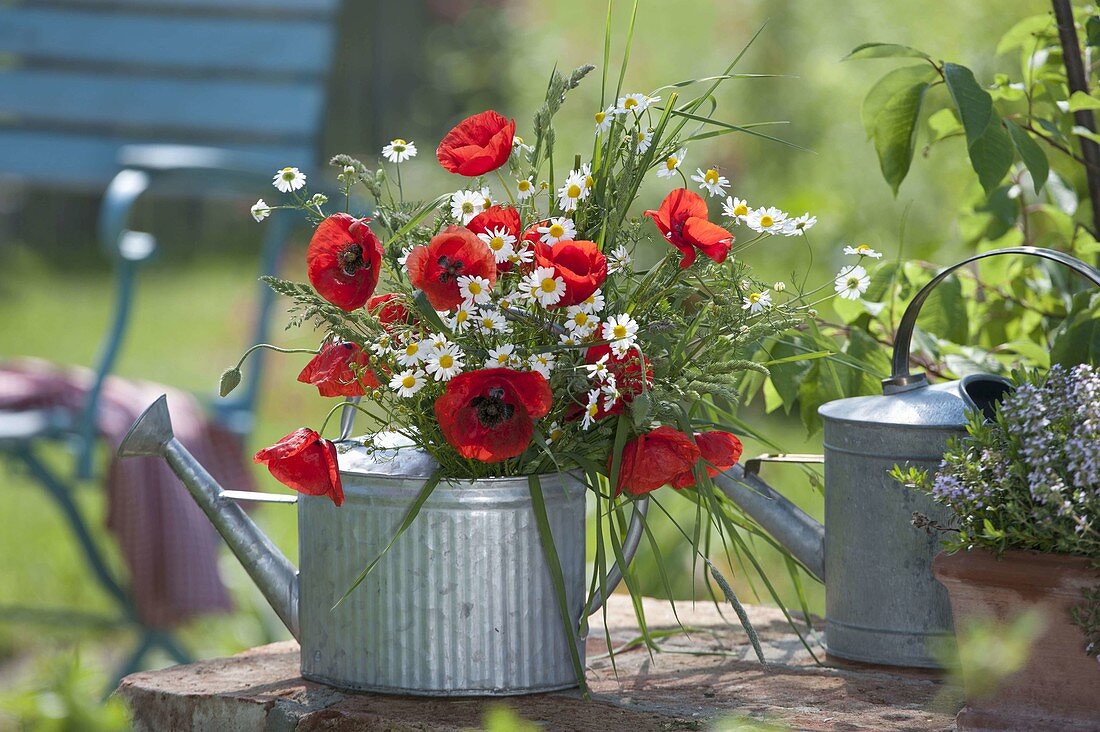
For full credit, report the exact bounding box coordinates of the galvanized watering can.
[117,397,648,695]
[711,246,1100,668]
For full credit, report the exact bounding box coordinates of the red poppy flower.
[643,188,733,269]
[436,110,516,176]
[466,205,521,238]
[672,431,744,488]
[434,368,552,462]
[406,226,497,310]
[254,428,344,506]
[613,426,700,496]
[367,293,414,331]
[297,341,380,398]
[582,344,653,419]
[306,214,384,311]
[533,240,608,308]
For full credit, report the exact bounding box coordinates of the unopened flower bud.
[219,367,242,397]
[773,281,786,292]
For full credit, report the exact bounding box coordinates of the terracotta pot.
[933,549,1100,731]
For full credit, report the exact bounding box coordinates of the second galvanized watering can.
[117,400,648,695]
[712,246,1100,668]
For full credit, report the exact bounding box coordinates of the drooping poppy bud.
[254,428,344,506]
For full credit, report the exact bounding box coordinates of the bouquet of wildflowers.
[231,37,864,664]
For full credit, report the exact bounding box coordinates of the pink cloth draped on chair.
[0,358,255,627]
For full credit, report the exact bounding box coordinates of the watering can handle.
[883,245,1100,393]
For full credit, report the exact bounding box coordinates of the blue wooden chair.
[0,0,340,686]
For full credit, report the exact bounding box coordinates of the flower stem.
[496,169,517,206]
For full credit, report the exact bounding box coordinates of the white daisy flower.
[745,206,788,234]
[547,421,565,442]
[389,368,426,397]
[477,186,493,209]
[397,245,413,267]
[559,332,580,347]
[250,199,271,222]
[584,353,611,382]
[556,172,588,212]
[691,167,730,197]
[478,309,509,334]
[425,333,453,354]
[579,289,605,313]
[783,213,817,237]
[449,303,476,332]
[579,163,595,193]
[722,196,750,222]
[508,245,535,267]
[477,227,517,263]
[599,382,620,412]
[564,306,599,335]
[537,217,577,245]
[742,291,773,314]
[581,390,602,430]
[272,167,306,193]
[594,105,616,133]
[522,266,566,307]
[486,344,522,369]
[607,245,632,275]
[450,189,485,225]
[368,336,391,357]
[381,138,417,163]
[516,176,536,200]
[835,265,871,301]
[511,135,534,156]
[656,148,687,179]
[843,243,884,259]
[458,274,493,305]
[528,352,556,379]
[396,339,427,367]
[602,313,639,356]
[425,343,464,381]
[616,92,659,114]
[635,129,653,154]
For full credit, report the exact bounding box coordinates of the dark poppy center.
[339,243,368,276]
[471,386,514,428]
[436,254,466,284]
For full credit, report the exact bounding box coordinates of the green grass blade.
[667,108,812,152]
[382,192,448,247]
[601,0,613,106]
[614,0,640,100]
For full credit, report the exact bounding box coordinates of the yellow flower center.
[467,282,482,294]
[551,428,564,441]
[514,135,525,145]
[665,156,678,170]
[281,169,296,180]
[613,324,627,339]
[573,313,590,326]
[588,402,599,416]
[734,203,748,217]
[704,168,719,185]
[438,354,454,369]
[548,223,565,238]
[624,97,638,109]
[566,183,582,198]
[489,236,505,251]
[456,310,469,323]
[636,132,647,143]
[405,343,418,357]
[847,277,860,288]
[585,175,594,189]
[540,277,558,293]
[749,293,762,304]
[760,215,773,228]
[401,375,416,389]
[595,111,606,123]
[518,180,531,192]
[393,138,407,146]
[481,196,492,209]
[483,318,495,328]
[857,244,872,254]
[461,202,475,214]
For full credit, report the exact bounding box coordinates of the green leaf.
[1005,120,1048,194]
[944,63,992,143]
[917,274,969,344]
[528,475,588,697]
[927,107,963,142]
[412,291,452,335]
[1050,291,1100,367]
[845,42,931,61]
[861,64,939,193]
[1068,90,1100,111]
[969,115,1014,192]
[1072,125,1100,145]
[763,349,834,366]
[996,14,1056,54]
[1088,16,1100,49]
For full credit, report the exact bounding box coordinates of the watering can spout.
[118,395,301,639]
[712,464,825,582]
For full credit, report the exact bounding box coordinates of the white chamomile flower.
[478,309,509,334]
[742,291,773,314]
[579,163,595,192]
[783,213,817,237]
[635,129,653,154]
[516,176,536,200]
[449,303,476,332]
[368,337,391,357]
[616,92,659,114]
[656,148,687,179]
[272,167,306,193]
[450,189,485,225]
[523,266,566,307]
[607,245,632,275]
[528,352,556,379]
[584,353,611,382]
[556,172,588,212]
[722,196,750,222]
[581,390,602,430]
[600,382,620,412]
[486,344,522,369]
[564,306,599,335]
[458,274,493,305]
[559,332,580,346]
[509,246,535,266]
[691,167,730,197]
[397,245,413,267]
[537,217,577,245]
[843,243,884,259]
[595,105,616,133]
[579,289,605,313]
[250,199,271,222]
[602,313,639,356]
[425,343,464,381]
[745,206,788,234]
[397,339,427,367]
[477,227,517,264]
[389,369,426,397]
[381,138,417,163]
[512,135,534,156]
[835,265,871,301]
[426,333,454,354]
[547,421,565,442]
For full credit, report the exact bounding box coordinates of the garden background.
[0,0,1043,727]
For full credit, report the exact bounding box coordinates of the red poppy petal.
[683,218,734,263]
